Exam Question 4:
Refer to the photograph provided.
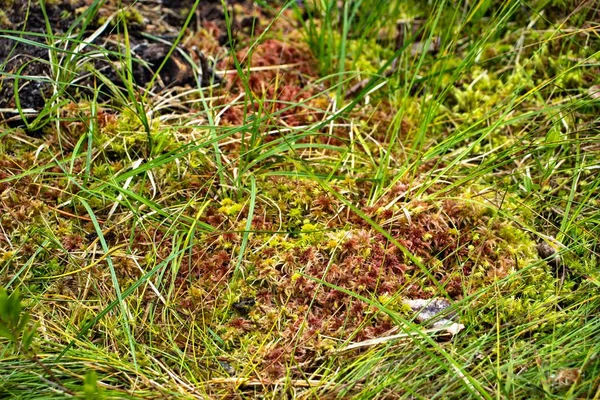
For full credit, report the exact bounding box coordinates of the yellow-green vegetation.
[1,0,599,398]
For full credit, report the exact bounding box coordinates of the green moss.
[0,9,11,27]
[113,8,144,28]
[218,198,243,216]
[288,207,303,219]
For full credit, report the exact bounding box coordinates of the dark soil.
[0,0,270,127]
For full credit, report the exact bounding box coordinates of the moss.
[0,1,596,395]
[112,8,145,28]
[218,198,244,216]
[0,9,11,27]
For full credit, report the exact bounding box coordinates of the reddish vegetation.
[89,176,516,379]
[220,39,324,127]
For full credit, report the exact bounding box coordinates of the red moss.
[219,39,323,128]
[63,234,83,251]
[229,317,253,332]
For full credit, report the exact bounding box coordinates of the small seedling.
[83,370,103,400]
[0,287,37,355]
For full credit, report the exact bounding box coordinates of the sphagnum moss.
[1,0,599,398]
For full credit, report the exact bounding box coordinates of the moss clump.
[0,9,11,27]
[142,174,568,378]
[98,8,145,28]
[218,198,244,216]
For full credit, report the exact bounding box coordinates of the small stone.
[403,299,463,335]
[232,297,256,316]
[217,360,235,375]
[588,85,600,100]
[536,242,561,267]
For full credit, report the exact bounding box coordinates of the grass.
[1,0,599,398]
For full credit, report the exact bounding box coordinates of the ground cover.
[1,0,599,398]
